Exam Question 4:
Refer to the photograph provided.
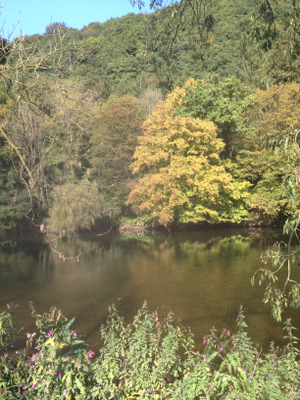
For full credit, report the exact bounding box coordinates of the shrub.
[0,302,299,399]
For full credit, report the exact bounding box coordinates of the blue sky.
[1,0,151,39]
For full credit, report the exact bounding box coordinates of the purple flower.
[220,345,224,352]
[226,331,230,337]
[47,329,53,337]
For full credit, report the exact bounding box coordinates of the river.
[0,227,299,351]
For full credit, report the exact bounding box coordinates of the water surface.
[0,228,299,350]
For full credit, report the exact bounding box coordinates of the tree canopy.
[128,81,250,226]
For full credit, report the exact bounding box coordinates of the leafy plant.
[0,303,299,399]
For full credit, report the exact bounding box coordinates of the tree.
[249,83,300,320]
[46,180,105,233]
[236,83,300,223]
[127,81,250,226]
[90,95,143,212]
[0,32,65,221]
[45,22,67,35]
[174,76,256,157]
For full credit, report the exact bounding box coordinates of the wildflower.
[31,354,35,362]
[203,338,207,344]
[72,331,77,337]
[226,331,230,337]
[78,363,81,369]
[88,350,95,359]
[64,357,69,362]
[63,390,67,397]
[220,345,224,351]
[203,357,207,362]
[7,303,19,310]
[149,389,153,394]
[3,331,6,335]
[47,329,53,337]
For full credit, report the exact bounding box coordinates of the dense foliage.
[128,80,250,226]
[0,303,299,399]
[0,0,299,233]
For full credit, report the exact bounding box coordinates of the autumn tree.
[127,81,250,226]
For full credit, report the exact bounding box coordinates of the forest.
[0,0,300,234]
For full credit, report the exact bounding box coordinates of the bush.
[0,303,299,399]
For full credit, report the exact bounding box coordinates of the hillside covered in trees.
[0,0,299,233]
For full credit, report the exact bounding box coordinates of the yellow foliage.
[128,79,250,226]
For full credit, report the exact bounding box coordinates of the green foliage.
[0,303,299,399]
[0,145,33,231]
[175,75,256,156]
[1,0,299,233]
[128,80,250,226]
[251,128,300,321]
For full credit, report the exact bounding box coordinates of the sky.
[1,0,151,39]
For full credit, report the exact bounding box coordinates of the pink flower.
[47,329,53,337]
[203,338,207,344]
[78,363,81,369]
[220,345,224,351]
[63,390,67,397]
[88,350,95,359]
[7,303,19,310]
[203,357,207,362]
[226,331,230,337]
[72,332,77,337]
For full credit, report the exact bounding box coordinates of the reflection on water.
[0,228,299,350]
